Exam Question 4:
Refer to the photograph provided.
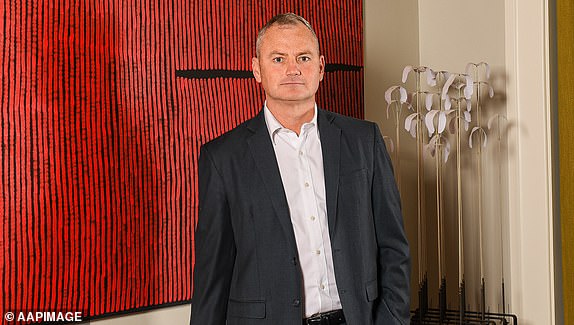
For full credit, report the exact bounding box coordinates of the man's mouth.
[281,82,305,85]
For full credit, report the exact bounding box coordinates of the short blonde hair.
[255,13,319,57]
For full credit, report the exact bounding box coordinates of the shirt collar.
[263,102,318,144]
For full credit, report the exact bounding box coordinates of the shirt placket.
[299,125,331,312]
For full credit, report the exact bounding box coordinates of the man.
[191,13,410,325]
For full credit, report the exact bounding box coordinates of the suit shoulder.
[201,117,253,156]
[324,110,378,135]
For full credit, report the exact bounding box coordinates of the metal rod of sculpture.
[441,72,473,323]
[466,62,491,320]
[400,65,431,317]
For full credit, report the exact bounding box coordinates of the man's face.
[252,23,325,106]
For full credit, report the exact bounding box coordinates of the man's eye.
[272,57,284,63]
[299,56,310,62]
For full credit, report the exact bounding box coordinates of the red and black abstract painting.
[0,0,363,321]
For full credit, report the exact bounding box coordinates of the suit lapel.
[318,109,341,238]
[246,111,298,253]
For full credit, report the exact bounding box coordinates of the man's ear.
[318,55,326,81]
[252,57,262,83]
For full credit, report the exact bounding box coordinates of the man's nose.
[286,59,301,76]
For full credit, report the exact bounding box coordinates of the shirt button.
[320,284,325,290]
[299,151,303,156]
[314,250,321,255]
[304,182,310,187]
[310,216,316,221]
[292,299,300,307]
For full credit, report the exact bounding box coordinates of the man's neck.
[266,100,315,136]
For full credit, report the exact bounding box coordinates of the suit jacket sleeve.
[190,145,236,325]
[371,123,411,325]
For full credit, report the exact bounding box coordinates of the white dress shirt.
[263,104,342,317]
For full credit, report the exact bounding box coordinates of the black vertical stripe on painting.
[152,0,163,304]
[1,0,12,314]
[141,0,152,309]
[11,0,18,303]
[98,0,110,313]
[32,0,42,311]
[18,0,28,312]
[86,0,94,313]
[75,1,85,312]
[112,4,124,311]
[57,2,67,308]
[187,79,196,244]
[63,1,74,308]
[128,0,138,310]
[199,0,206,70]
[129,0,140,309]
[139,0,151,309]
[102,2,112,315]
[140,0,150,303]
[181,82,189,300]
[154,0,164,304]
[222,79,230,134]
[128,0,139,309]
[213,0,220,70]
[162,0,172,305]
[69,1,80,307]
[96,1,104,314]
[79,0,88,312]
[25,0,34,311]
[114,55,126,313]
[174,82,183,301]
[33,0,43,311]
[163,0,176,302]
[46,0,56,311]
[206,79,215,141]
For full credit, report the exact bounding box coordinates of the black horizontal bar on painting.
[175,64,362,80]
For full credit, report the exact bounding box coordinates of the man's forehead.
[260,24,320,52]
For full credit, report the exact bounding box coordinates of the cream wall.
[366,0,509,310]
[366,0,559,325]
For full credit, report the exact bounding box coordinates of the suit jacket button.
[292,299,300,307]
[292,257,297,265]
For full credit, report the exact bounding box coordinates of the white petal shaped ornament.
[438,111,447,134]
[426,68,437,86]
[482,62,491,79]
[469,126,480,148]
[385,86,398,105]
[402,65,413,83]
[405,112,418,132]
[399,87,408,104]
[464,76,474,99]
[410,119,418,138]
[464,110,472,123]
[425,110,440,136]
[479,128,488,147]
[425,93,434,111]
[442,74,457,99]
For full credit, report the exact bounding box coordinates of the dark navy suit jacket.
[191,108,410,324]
